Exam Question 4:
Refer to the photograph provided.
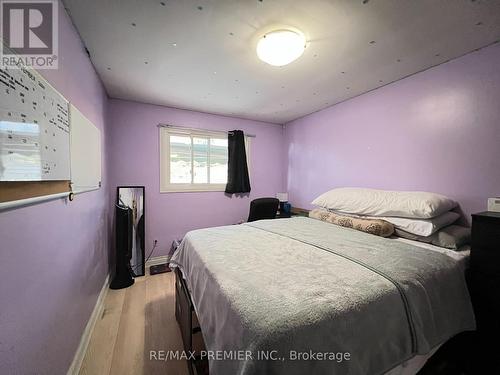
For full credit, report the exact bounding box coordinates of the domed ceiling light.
[256,29,306,67]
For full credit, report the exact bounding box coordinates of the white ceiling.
[63,0,500,125]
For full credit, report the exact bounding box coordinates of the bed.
[170,216,475,375]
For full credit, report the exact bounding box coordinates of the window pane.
[170,135,191,183]
[209,138,228,183]
[193,137,208,184]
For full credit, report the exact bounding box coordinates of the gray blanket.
[170,217,475,375]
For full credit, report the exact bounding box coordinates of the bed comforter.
[170,217,475,375]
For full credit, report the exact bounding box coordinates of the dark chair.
[247,197,279,222]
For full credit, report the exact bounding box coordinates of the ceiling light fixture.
[256,29,306,67]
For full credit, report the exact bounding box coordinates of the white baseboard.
[145,255,170,268]
[66,273,110,375]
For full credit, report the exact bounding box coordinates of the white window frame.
[160,126,251,193]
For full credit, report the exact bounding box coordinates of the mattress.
[392,236,470,270]
[171,217,474,375]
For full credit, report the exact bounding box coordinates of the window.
[160,127,250,192]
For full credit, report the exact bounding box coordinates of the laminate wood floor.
[79,271,189,375]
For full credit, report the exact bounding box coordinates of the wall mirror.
[116,186,145,277]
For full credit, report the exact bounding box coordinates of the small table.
[276,207,310,219]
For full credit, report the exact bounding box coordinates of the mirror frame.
[116,185,146,277]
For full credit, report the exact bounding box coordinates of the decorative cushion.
[309,208,394,237]
[312,187,457,219]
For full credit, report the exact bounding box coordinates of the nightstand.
[276,207,310,219]
[276,211,292,218]
[468,211,500,372]
[290,207,310,217]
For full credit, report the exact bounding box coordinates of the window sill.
[160,184,227,193]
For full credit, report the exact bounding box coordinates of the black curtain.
[225,130,251,194]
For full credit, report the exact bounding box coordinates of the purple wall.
[284,43,500,220]
[0,3,110,375]
[1,5,498,374]
[108,99,284,256]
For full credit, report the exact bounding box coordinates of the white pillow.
[331,211,459,237]
[312,188,457,219]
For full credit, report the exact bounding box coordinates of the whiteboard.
[70,104,101,192]
[0,63,70,181]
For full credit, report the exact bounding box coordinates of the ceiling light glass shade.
[256,30,306,66]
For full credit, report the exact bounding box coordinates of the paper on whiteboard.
[0,64,70,181]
